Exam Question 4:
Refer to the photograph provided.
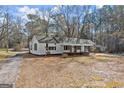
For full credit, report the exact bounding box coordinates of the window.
[34,43,37,50]
[48,46,56,50]
[75,46,81,50]
[64,46,71,50]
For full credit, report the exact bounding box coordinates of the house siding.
[29,36,94,55]
[30,36,46,55]
[47,43,63,54]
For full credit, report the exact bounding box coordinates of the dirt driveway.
[16,53,124,88]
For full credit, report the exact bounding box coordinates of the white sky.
[0,0,124,5]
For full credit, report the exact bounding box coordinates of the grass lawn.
[0,49,17,61]
[16,53,124,88]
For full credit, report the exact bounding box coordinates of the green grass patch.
[105,81,124,88]
[0,50,16,61]
[0,48,8,51]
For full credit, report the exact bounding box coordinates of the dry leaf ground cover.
[16,53,124,88]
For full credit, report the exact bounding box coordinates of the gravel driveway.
[0,55,22,88]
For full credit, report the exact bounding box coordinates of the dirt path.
[0,55,22,88]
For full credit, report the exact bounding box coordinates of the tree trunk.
[6,13,9,52]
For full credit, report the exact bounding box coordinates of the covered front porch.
[62,43,83,53]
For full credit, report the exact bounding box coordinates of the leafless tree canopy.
[0,5,124,52]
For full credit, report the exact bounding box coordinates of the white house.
[29,35,95,55]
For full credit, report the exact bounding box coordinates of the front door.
[74,46,81,53]
[74,46,77,53]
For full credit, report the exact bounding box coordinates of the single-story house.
[29,35,95,55]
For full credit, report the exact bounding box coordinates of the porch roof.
[61,43,82,46]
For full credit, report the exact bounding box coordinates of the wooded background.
[0,5,124,53]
